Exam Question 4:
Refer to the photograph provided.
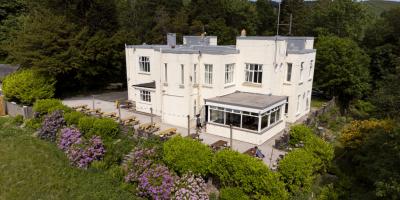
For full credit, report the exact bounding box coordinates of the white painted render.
[125,35,316,145]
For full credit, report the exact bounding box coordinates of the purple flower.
[138,164,176,200]
[172,172,209,200]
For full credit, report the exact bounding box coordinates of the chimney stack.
[167,33,176,48]
[241,29,247,37]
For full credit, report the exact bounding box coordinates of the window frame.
[245,63,263,84]
[225,63,235,84]
[286,63,292,82]
[140,90,151,102]
[139,56,150,73]
[164,63,168,83]
[204,64,213,85]
[180,64,184,85]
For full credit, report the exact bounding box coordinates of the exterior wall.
[207,120,285,145]
[125,36,316,144]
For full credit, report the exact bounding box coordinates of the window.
[225,64,234,84]
[140,90,151,102]
[300,62,304,82]
[164,63,168,83]
[226,112,241,127]
[286,63,292,82]
[245,63,263,83]
[139,56,150,72]
[261,114,269,129]
[297,95,301,113]
[181,64,184,84]
[242,114,259,131]
[210,107,224,124]
[285,102,289,114]
[309,60,313,78]
[204,64,213,85]
[193,64,197,84]
[306,91,310,110]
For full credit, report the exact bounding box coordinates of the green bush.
[163,136,212,176]
[12,115,24,125]
[89,118,120,139]
[289,125,314,146]
[210,149,288,199]
[78,116,97,135]
[278,149,317,195]
[24,118,42,130]
[2,69,55,105]
[219,187,250,200]
[304,136,334,172]
[33,99,71,116]
[102,138,135,168]
[64,111,85,126]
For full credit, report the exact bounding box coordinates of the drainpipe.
[159,48,164,122]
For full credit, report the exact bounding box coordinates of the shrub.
[278,149,317,195]
[24,118,42,130]
[12,115,24,125]
[2,69,55,105]
[289,125,314,146]
[125,147,158,183]
[163,136,213,176]
[304,136,334,172]
[138,164,176,199]
[102,138,135,169]
[78,116,96,135]
[59,128,106,169]
[38,110,65,142]
[210,149,288,199]
[220,187,249,200]
[89,118,120,139]
[33,99,71,116]
[64,111,85,126]
[172,172,208,199]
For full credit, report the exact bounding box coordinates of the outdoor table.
[210,140,228,150]
[103,112,117,118]
[158,128,177,137]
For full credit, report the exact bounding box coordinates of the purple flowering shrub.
[124,147,158,183]
[138,164,176,200]
[172,172,209,200]
[38,110,66,142]
[58,128,106,168]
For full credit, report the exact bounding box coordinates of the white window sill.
[179,84,185,88]
[202,85,213,88]
[139,101,152,105]
[138,72,151,75]
[224,84,235,89]
[163,83,168,86]
[298,82,303,85]
[242,82,262,88]
[192,83,199,87]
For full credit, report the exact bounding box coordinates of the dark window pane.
[210,109,224,124]
[270,111,276,124]
[262,115,269,129]
[242,115,258,131]
[226,112,241,128]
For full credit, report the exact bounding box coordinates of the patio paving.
[62,92,287,168]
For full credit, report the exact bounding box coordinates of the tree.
[279,0,309,36]
[315,36,371,109]
[255,0,276,35]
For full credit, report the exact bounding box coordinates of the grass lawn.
[0,117,137,200]
[311,97,328,108]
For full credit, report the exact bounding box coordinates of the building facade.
[125,34,316,145]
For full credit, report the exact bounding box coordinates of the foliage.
[125,147,159,183]
[59,128,106,168]
[315,36,371,108]
[348,99,376,119]
[102,138,135,169]
[24,118,41,130]
[340,119,392,149]
[77,116,96,135]
[1,69,55,105]
[171,172,208,200]
[88,118,120,139]
[289,124,314,146]
[317,184,339,200]
[210,149,288,199]
[304,136,334,172]
[163,136,212,176]
[219,187,249,200]
[12,115,24,125]
[33,98,71,116]
[369,73,400,119]
[278,149,317,195]
[38,110,65,142]
[138,164,176,200]
[64,111,85,126]
[0,117,135,199]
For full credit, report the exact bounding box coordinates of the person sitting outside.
[196,114,202,132]
[254,146,265,159]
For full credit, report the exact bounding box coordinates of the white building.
[125,33,316,145]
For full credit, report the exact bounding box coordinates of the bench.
[210,140,228,151]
